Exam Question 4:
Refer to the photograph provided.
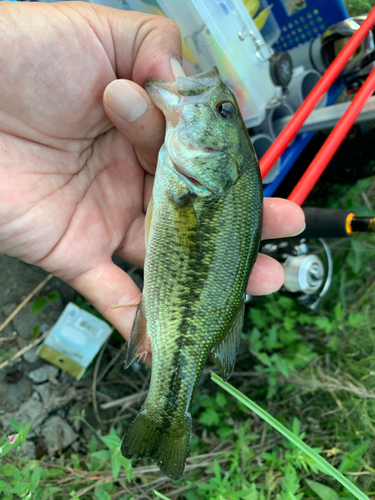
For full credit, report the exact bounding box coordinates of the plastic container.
[250,134,281,184]
[250,102,295,139]
[257,0,281,47]
[286,69,328,111]
[155,0,282,127]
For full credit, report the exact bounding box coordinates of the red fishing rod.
[259,4,375,180]
[288,65,375,206]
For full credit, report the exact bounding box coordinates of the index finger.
[262,198,305,240]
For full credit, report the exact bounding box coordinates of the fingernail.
[105,80,149,123]
[290,222,306,237]
[170,58,186,80]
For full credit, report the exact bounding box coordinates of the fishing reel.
[260,238,333,310]
[321,16,375,91]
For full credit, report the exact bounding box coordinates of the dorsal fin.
[125,299,149,368]
[210,303,244,381]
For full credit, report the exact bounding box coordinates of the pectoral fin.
[145,197,154,251]
[211,303,244,381]
[125,299,149,368]
[173,198,202,256]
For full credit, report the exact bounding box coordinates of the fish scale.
[121,67,263,480]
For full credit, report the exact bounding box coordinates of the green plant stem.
[211,372,369,500]
[153,490,172,500]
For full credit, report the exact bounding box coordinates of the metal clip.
[266,88,290,109]
[238,30,274,62]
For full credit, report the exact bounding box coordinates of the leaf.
[90,450,111,462]
[95,491,111,500]
[257,352,271,366]
[88,435,98,453]
[19,422,32,441]
[111,449,121,480]
[30,297,48,315]
[338,455,356,474]
[9,483,30,495]
[213,459,222,483]
[1,464,16,477]
[184,490,199,500]
[314,316,333,334]
[292,418,300,437]
[273,354,290,378]
[101,434,121,450]
[243,484,258,500]
[283,317,295,332]
[120,456,133,482]
[229,488,258,499]
[282,464,300,495]
[32,325,41,338]
[350,440,371,460]
[347,312,366,327]
[249,308,267,329]
[334,302,344,322]
[199,408,220,426]
[266,326,278,350]
[47,292,60,301]
[211,373,370,500]
[9,419,24,433]
[0,480,10,493]
[31,466,41,485]
[306,480,340,500]
[250,328,263,353]
[215,392,227,408]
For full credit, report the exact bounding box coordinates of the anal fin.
[211,303,244,381]
[125,299,149,368]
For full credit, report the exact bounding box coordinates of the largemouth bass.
[121,67,263,480]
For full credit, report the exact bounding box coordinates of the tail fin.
[121,409,192,480]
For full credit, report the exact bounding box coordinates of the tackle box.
[131,0,283,128]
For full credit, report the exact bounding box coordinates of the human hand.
[0,2,304,350]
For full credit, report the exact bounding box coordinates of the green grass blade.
[154,490,172,500]
[211,372,369,500]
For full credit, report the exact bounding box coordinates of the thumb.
[103,59,185,173]
[103,79,164,174]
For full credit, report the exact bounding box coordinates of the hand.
[0,2,304,350]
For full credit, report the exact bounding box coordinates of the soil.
[0,254,147,460]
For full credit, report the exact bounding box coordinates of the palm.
[0,3,150,279]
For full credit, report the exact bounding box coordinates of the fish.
[121,67,263,480]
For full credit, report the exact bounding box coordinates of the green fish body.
[121,68,263,480]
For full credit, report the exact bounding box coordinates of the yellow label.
[37,344,85,379]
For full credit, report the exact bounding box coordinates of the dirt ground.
[0,254,147,459]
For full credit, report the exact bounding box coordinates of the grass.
[1,175,374,499]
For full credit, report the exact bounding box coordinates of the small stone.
[28,365,59,384]
[23,345,39,364]
[33,382,52,403]
[9,441,36,459]
[71,440,80,452]
[42,416,76,455]
[2,393,46,436]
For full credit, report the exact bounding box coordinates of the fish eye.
[216,101,236,119]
